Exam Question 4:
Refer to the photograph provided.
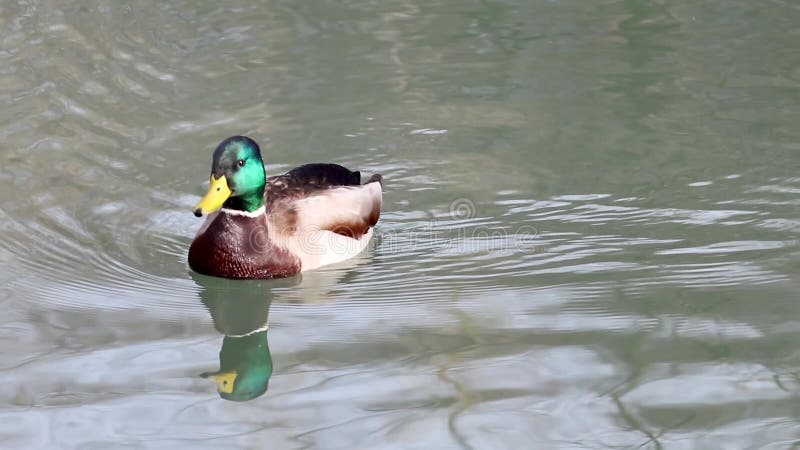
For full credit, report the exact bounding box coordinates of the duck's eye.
[237,159,245,167]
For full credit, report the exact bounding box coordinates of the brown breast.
[188,212,300,279]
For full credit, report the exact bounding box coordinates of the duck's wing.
[264,164,358,210]
[265,164,382,238]
[293,182,382,238]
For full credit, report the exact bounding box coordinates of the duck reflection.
[192,273,300,402]
[201,330,271,401]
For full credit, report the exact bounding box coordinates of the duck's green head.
[194,136,266,216]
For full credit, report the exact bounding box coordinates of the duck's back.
[280,163,361,187]
[264,163,361,211]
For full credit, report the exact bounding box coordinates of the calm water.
[1,0,799,448]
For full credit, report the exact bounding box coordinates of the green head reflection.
[200,331,272,401]
[192,273,299,402]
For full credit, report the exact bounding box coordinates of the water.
[1,0,799,448]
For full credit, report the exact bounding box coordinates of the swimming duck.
[189,136,382,279]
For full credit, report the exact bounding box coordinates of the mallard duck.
[189,136,382,279]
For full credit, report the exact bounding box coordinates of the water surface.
[1,1,799,448]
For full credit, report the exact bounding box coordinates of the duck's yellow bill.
[194,175,232,217]
[201,370,238,394]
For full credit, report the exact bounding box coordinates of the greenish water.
[1,0,799,448]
